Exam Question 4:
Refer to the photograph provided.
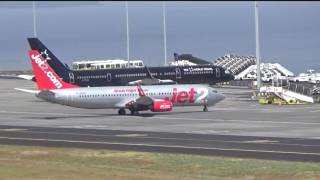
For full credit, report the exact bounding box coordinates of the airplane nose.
[207,89,225,105]
[216,93,225,102]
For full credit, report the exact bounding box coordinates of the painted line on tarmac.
[5,129,320,147]
[1,110,319,126]
[0,110,98,117]
[125,115,320,126]
[0,136,319,157]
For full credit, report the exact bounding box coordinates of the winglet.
[137,85,145,97]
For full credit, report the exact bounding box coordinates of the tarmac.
[1,78,320,161]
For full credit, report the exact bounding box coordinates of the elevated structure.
[235,63,294,82]
[72,59,144,70]
[291,69,320,83]
[213,54,256,75]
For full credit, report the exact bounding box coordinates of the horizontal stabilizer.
[17,74,36,81]
[14,88,39,94]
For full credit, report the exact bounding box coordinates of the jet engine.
[151,100,173,112]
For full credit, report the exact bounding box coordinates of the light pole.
[254,1,261,90]
[125,1,130,67]
[33,1,37,37]
[162,1,167,66]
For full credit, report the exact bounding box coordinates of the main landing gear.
[118,108,126,115]
[130,109,139,115]
[118,108,139,115]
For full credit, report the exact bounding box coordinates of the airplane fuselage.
[60,65,234,87]
[38,84,224,109]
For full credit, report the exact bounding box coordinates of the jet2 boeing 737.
[15,49,225,115]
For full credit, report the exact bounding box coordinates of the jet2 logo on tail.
[41,50,51,61]
[30,50,62,89]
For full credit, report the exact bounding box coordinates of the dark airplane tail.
[174,53,179,61]
[27,38,71,81]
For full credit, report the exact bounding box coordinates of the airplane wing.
[115,85,154,108]
[127,66,177,85]
[173,53,212,65]
[115,98,136,108]
[123,85,173,113]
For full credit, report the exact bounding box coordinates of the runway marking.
[115,134,147,137]
[0,110,319,126]
[2,130,320,148]
[188,130,230,134]
[125,116,320,126]
[213,106,316,111]
[0,110,84,116]
[244,140,279,144]
[0,129,28,132]
[0,136,320,157]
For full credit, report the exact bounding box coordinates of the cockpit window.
[212,90,218,93]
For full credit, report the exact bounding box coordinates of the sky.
[0,1,319,74]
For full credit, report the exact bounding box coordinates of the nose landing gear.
[203,105,208,112]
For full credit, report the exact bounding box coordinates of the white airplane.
[15,50,225,115]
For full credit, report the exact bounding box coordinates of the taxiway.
[1,79,320,161]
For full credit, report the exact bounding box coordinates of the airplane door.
[69,72,75,83]
[176,68,181,79]
[107,73,112,82]
[67,93,73,105]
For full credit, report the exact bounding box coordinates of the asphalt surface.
[1,78,320,162]
[0,125,320,162]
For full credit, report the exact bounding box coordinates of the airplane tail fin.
[27,38,71,80]
[28,50,79,90]
[174,53,179,61]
